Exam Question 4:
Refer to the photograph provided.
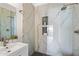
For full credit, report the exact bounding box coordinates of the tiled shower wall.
[35,4,79,56]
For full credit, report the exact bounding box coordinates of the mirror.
[0,6,17,45]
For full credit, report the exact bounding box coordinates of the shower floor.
[31,52,49,56]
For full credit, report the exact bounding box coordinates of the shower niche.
[42,16,48,35]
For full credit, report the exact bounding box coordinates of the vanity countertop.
[0,42,28,56]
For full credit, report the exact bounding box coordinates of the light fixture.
[19,10,23,14]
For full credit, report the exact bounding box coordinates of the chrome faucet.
[3,39,7,46]
[2,37,8,46]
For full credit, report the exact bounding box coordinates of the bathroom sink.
[0,42,28,56]
[0,47,8,55]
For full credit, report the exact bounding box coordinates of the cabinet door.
[9,46,28,56]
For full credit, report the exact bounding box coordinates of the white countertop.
[0,42,28,56]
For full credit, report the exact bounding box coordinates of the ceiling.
[8,3,46,7]
[32,3,46,6]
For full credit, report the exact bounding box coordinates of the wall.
[35,4,61,55]
[23,3,35,55]
[72,5,79,55]
[35,4,49,54]
[35,4,73,55]
[58,5,73,55]
[9,3,35,55]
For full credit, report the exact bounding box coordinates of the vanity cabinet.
[8,42,28,56]
[9,46,28,56]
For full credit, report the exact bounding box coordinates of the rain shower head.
[60,3,79,11]
[61,6,67,11]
